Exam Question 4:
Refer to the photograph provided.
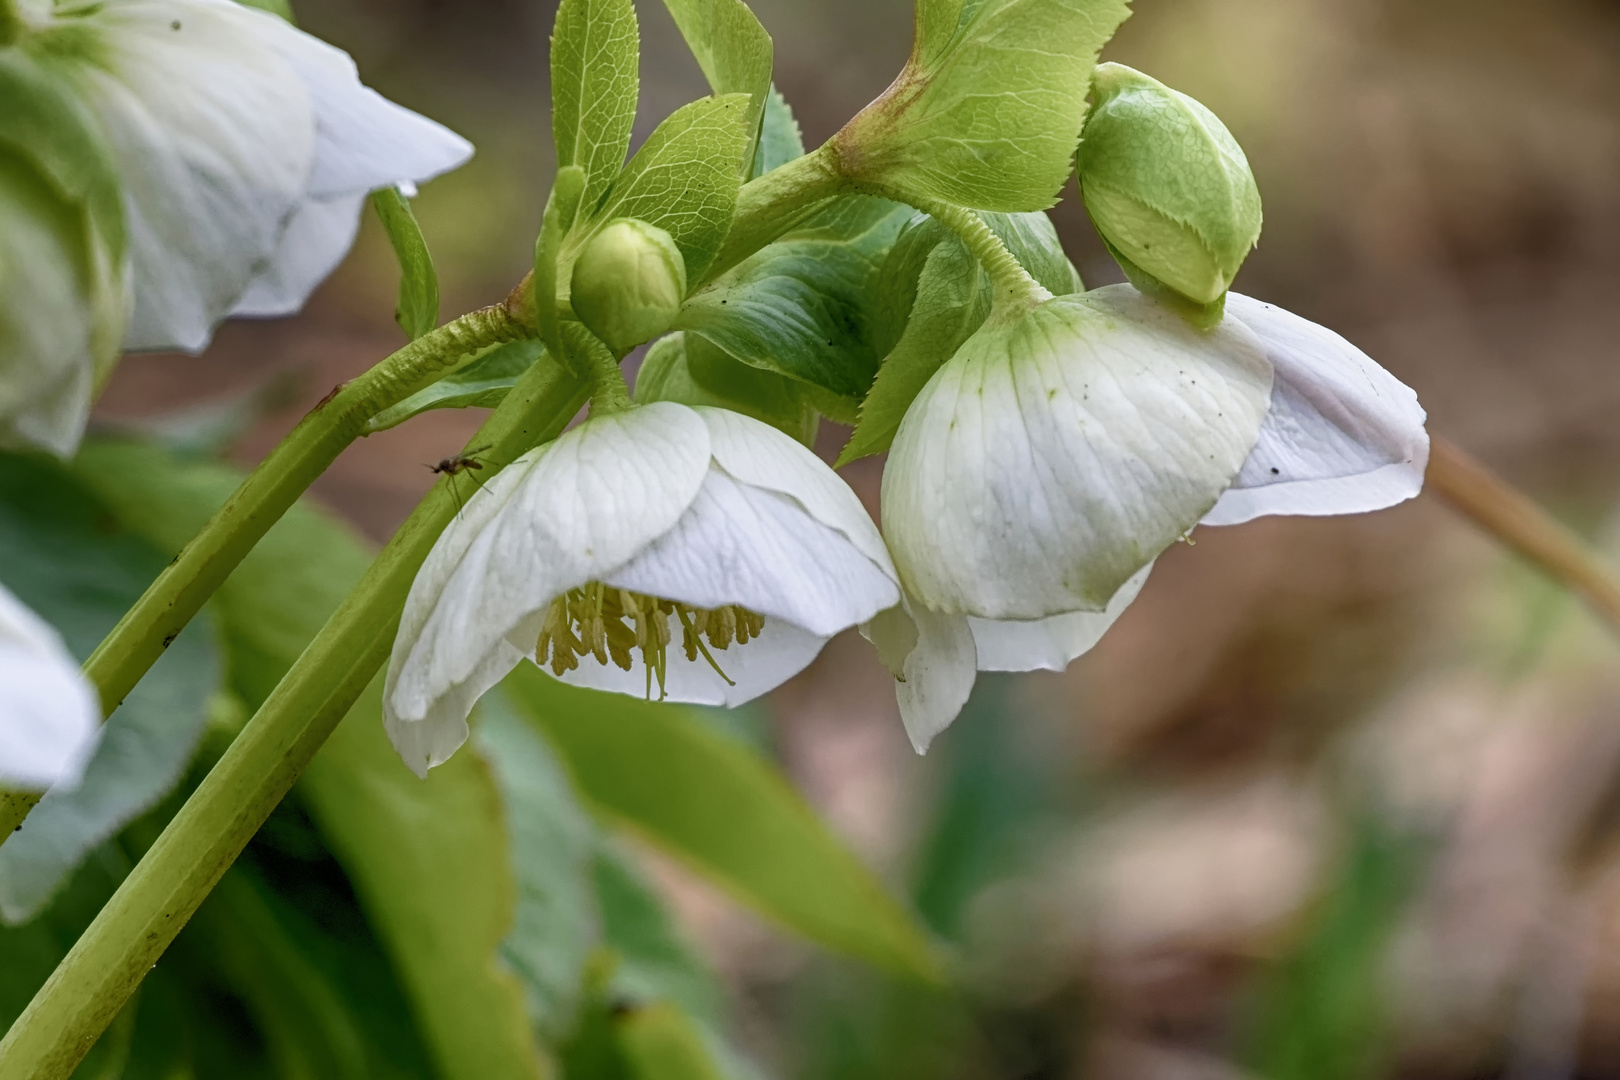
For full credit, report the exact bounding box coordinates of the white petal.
[884,284,1271,620]
[695,406,898,577]
[545,615,829,708]
[384,404,711,775]
[230,192,364,317]
[969,561,1152,672]
[605,468,901,638]
[0,585,99,791]
[74,0,316,352]
[1202,293,1430,526]
[863,603,977,755]
[260,21,473,200]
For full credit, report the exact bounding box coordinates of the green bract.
[834,0,1130,212]
[571,218,688,353]
[0,48,127,456]
[1077,62,1262,306]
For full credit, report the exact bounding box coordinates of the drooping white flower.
[0,582,100,792]
[19,0,472,356]
[874,284,1428,751]
[385,403,902,777]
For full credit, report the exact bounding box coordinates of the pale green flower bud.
[1076,63,1262,306]
[570,218,687,353]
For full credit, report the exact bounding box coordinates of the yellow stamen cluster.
[535,582,766,699]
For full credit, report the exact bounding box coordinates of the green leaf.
[537,165,588,360]
[502,664,944,982]
[838,210,1080,464]
[676,195,912,398]
[635,332,817,447]
[72,441,548,1080]
[570,94,755,285]
[370,186,440,341]
[753,86,805,178]
[0,454,219,925]
[835,0,1131,211]
[594,844,724,1026]
[234,0,297,20]
[617,1002,729,1080]
[551,0,640,215]
[658,0,774,176]
[477,690,599,1042]
[367,340,545,432]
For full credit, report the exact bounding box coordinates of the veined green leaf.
[659,0,773,175]
[551,0,640,214]
[635,332,818,447]
[72,441,548,1080]
[835,0,1131,211]
[370,186,439,341]
[0,454,218,925]
[367,340,545,432]
[676,195,912,398]
[753,86,805,178]
[839,210,1079,464]
[570,94,754,285]
[501,664,944,982]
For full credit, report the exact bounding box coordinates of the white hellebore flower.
[875,283,1428,752]
[0,582,100,791]
[385,403,902,777]
[1,0,472,459]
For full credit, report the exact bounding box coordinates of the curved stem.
[1427,436,1620,631]
[877,192,1047,321]
[699,142,849,288]
[0,302,530,854]
[0,356,590,1080]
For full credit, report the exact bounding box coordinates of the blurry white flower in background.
[0,582,99,792]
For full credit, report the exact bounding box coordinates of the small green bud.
[570,218,687,353]
[1077,63,1261,306]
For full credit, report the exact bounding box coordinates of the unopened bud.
[1076,63,1261,306]
[570,218,686,353]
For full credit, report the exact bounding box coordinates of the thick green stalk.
[699,142,849,287]
[0,357,589,1080]
[83,303,526,719]
[888,192,1047,321]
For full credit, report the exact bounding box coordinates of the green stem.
[0,0,24,46]
[698,142,849,288]
[0,357,589,1080]
[894,194,1047,320]
[84,303,525,719]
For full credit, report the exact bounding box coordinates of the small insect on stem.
[424,445,491,515]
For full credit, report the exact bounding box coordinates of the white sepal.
[884,284,1271,620]
[385,404,711,776]
[863,601,977,756]
[1203,293,1429,526]
[0,584,100,792]
[969,561,1153,672]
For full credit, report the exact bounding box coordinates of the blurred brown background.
[93,1,1620,1076]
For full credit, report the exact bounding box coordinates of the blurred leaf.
[502,664,944,982]
[367,340,545,433]
[574,94,755,284]
[677,196,912,398]
[371,187,440,341]
[617,1002,728,1080]
[837,0,1130,212]
[635,331,817,447]
[0,454,219,924]
[235,0,296,20]
[551,0,640,215]
[753,87,804,178]
[658,0,773,175]
[72,441,547,1080]
[594,843,724,1026]
[1242,814,1428,1080]
[477,690,599,1042]
[838,211,1080,464]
